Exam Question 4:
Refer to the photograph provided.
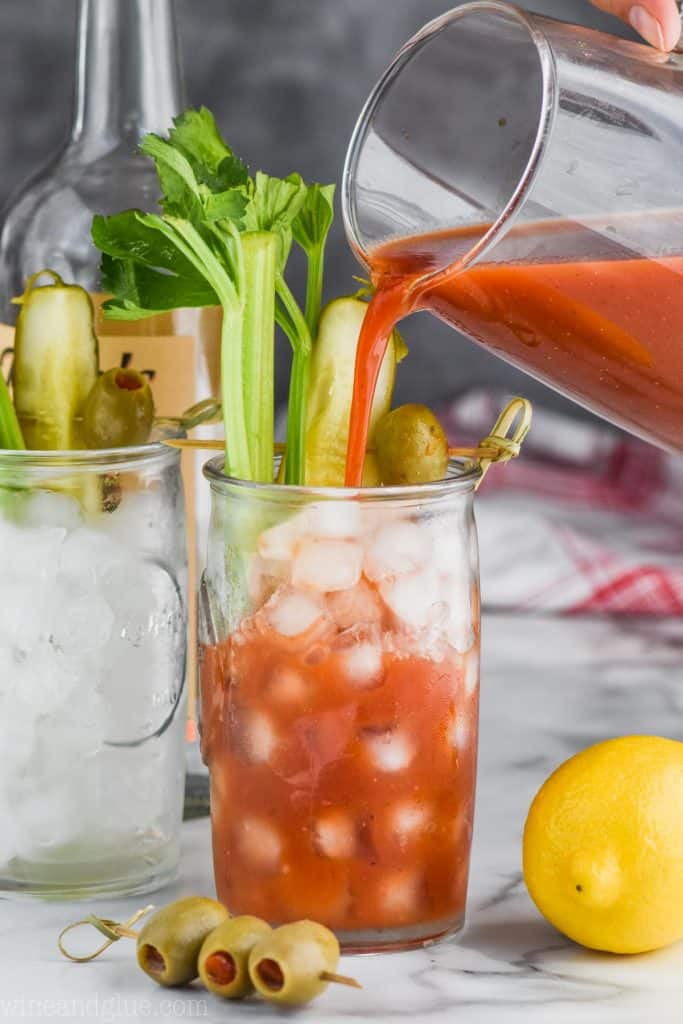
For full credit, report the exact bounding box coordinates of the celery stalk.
[0,373,24,450]
[220,306,249,479]
[276,273,311,485]
[241,232,276,482]
[92,110,336,487]
[149,214,251,481]
[303,244,325,338]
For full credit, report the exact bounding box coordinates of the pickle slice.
[13,271,99,450]
[304,296,406,487]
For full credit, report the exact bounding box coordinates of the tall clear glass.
[0,443,187,898]
[199,458,481,952]
[0,0,219,767]
[343,3,683,453]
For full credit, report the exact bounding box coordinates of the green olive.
[198,915,272,999]
[82,367,155,449]
[248,920,340,1006]
[136,896,229,987]
[374,403,449,486]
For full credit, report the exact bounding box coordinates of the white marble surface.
[1,612,682,1023]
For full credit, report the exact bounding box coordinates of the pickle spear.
[304,296,406,486]
[13,270,99,450]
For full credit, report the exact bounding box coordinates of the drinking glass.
[342,2,683,452]
[199,458,481,952]
[0,442,187,897]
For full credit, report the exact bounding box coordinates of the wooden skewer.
[163,438,228,450]
[320,970,363,989]
[163,438,501,460]
[58,905,155,962]
[162,397,533,484]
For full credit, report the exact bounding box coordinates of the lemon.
[523,735,683,954]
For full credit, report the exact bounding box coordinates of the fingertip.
[628,1,682,50]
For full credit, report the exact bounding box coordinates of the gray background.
[0,0,635,418]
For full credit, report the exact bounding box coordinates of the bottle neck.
[71,0,184,157]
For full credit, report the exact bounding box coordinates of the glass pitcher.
[342,2,683,453]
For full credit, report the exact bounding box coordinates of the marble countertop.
[2,612,682,1023]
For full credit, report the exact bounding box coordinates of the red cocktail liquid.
[346,220,683,486]
[201,564,478,948]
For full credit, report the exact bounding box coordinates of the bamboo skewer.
[58,909,362,990]
[58,906,155,963]
[320,970,363,989]
[165,436,503,459]
[162,395,533,484]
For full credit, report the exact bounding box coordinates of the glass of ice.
[0,442,187,898]
[199,457,480,952]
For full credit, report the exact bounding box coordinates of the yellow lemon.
[523,735,683,954]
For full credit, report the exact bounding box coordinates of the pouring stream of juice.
[345,218,683,486]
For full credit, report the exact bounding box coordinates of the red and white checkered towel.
[441,392,683,616]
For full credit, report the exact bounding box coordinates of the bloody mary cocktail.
[200,464,480,951]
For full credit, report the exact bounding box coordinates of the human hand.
[589,0,681,49]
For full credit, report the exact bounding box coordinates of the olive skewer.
[58,901,361,1007]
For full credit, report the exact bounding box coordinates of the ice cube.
[0,693,36,772]
[15,776,87,855]
[450,712,470,751]
[263,587,328,639]
[442,574,475,654]
[49,582,114,656]
[327,579,384,631]
[241,710,278,763]
[428,515,470,576]
[380,569,441,630]
[303,501,362,539]
[390,800,429,844]
[448,620,474,656]
[0,521,64,591]
[291,538,362,593]
[247,553,289,606]
[238,817,282,872]
[59,526,122,585]
[257,517,304,562]
[364,520,432,582]
[0,579,50,653]
[337,636,384,689]
[362,727,415,772]
[43,684,104,761]
[312,810,356,859]
[464,649,479,698]
[97,488,179,562]
[266,665,308,704]
[21,489,82,531]
[14,646,79,714]
[375,869,422,920]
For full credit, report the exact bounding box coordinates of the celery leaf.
[292,183,335,254]
[169,107,249,191]
[140,134,202,219]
